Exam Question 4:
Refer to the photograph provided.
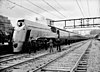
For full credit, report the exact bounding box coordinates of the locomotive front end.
[13,20,27,53]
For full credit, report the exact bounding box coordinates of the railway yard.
[0,39,100,72]
[1,0,100,72]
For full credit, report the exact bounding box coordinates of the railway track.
[0,47,65,62]
[0,50,48,63]
[40,40,91,72]
[0,40,85,59]
[0,41,85,72]
[70,41,92,72]
[87,40,100,72]
[71,40,100,72]
[0,40,84,63]
[0,52,49,71]
[0,54,19,59]
[20,41,86,72]
[0,53,28,62]
[0,54,14,59]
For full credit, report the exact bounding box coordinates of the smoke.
[0,0,5,7]
[0,0,15,10]
[0,0,3,5]
[0,0,2,2]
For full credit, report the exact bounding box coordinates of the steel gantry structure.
[48,17,100,39]
[49,17,100,29]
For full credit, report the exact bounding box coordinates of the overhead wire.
[54,0,68,18]
[26,0,62,18]
[75,0,85,17]
[54,0,66,11]
[99,0,100,16]
[87,0,90,17]
[42,0,66,18]
[6,0,45,17]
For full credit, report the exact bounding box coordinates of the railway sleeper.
[74,69,86,72]
[81,56,88,59]
[85,51,89,54]
[76,67,87,70]
[78,63,87,66]
[79,61,88,64]
[75,67,87,72]
[41,69,70,72]
[81,58,88,60]
[77,65,87,68]
[83,55,89,58]
[74,58,88,72]
[84,52,90,55]
[81,59,88,61]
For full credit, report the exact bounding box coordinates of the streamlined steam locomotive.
[13,19,86,53]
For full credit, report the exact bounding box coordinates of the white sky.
[0,0,100,28]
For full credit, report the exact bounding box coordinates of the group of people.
[49,38,61,53]
[26,38,61,54]
[25,40,37,54]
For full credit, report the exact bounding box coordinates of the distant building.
[0,15,13,33]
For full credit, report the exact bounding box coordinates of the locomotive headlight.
[17,22,23,27]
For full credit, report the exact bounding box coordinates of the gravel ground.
[2,41,84,72]
[0,41,85,72]
[87,40,100,72]
[0,41,83,65]
[0,54,14,58]
[6,49,67,72]
[0,45,69,62]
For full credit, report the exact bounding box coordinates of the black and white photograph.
[0,0,100,72]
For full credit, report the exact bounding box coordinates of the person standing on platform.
[56,38,61,52]
[49,39,53,53]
